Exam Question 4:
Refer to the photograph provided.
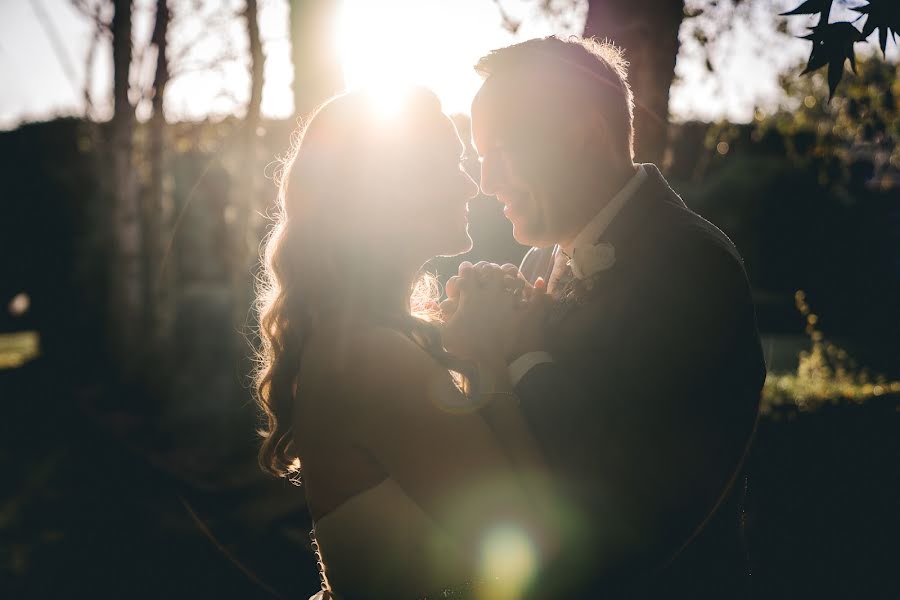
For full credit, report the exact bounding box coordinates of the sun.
[337,0,502,116]
[338,1,436,107]
[335,0,586,117]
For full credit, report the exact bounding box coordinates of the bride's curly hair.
[254,89,478,478]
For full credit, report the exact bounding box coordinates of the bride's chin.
[435,233,473,258]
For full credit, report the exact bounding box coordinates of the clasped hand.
[439,261,549,366]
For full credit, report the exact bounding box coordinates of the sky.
[0,0,894,130]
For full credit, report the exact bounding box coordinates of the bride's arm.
[437,265,565,541]
[346,327,561,570]
[475,361,561,527]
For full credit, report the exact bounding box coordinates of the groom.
[443,37,766,598]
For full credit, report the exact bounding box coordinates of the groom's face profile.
[471,75,580,248]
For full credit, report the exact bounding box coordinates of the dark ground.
[0,355,320,600]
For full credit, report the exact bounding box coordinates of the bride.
[254,88,561,598]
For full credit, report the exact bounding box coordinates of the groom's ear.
[579,107,612,156]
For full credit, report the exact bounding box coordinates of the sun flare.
[337,0,519,116]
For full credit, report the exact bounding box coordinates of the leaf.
[827,57,846,100]
[852,0,900,55]
[801,31,830,73]
[799,22,863,99]
[781,0,833,17]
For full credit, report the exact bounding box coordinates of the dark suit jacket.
[517,164,766,598]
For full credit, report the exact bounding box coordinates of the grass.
[0,331,40,370]
[762,291,900,415]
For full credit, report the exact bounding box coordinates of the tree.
[288,0,345,117]
[71,0,255,375]
[757,56,899,191]
[109,0,143,376]
[231,0,267,331]
[583,1,685,164]
[578,0,751,164]
[245,0,264,125]
[143,0,173,367]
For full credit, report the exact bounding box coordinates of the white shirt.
[509,165,648,386]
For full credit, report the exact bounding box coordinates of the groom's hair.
[475,36,635,160]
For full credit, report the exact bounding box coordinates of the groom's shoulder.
[670,212,742,268]
[640,194,750,300]
[664,220,745,285]
[642,178,745,273]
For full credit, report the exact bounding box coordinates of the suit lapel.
[545,164,681,325]
[521,164,682,304]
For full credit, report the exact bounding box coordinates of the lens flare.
[478,524,538,599]
[8,292,30,317]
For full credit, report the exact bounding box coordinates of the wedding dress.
[310,477,469,599]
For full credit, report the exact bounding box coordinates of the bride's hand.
[440,262,543,362]
[440,261,533,321]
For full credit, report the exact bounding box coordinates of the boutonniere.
[568,242,616,290]
[550,242,616,323]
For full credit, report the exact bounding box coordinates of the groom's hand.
[440,261,527,321]
[440,262,547,363]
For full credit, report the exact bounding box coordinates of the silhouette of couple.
[254,36,765,599]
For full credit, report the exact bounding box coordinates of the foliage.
[762,290,900,415]
[754,56,900,192]
[492,0,586,34]
[0,332,40,370]
[853,0,900,55]
[782,0,900,97]
[798,21,862,99]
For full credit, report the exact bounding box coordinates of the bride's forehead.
[403,113,464,154]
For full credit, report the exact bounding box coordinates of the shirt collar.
[561,164,647,259]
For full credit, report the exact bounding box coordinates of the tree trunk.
[289,0,345,117]
[231,0,267,335]
[246,0,264,124]
[143,0,172,371]
[110,0,142,376]
[584,0,685,167]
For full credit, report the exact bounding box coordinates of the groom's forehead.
[472,71,565,141]
[473,74,536,129]
[476,72,533,111]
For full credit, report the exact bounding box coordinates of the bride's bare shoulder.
[304,323,441,393]
[353,325,442,384]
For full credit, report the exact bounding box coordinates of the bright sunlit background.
[335,0,585,116]
[3,0,886,129]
